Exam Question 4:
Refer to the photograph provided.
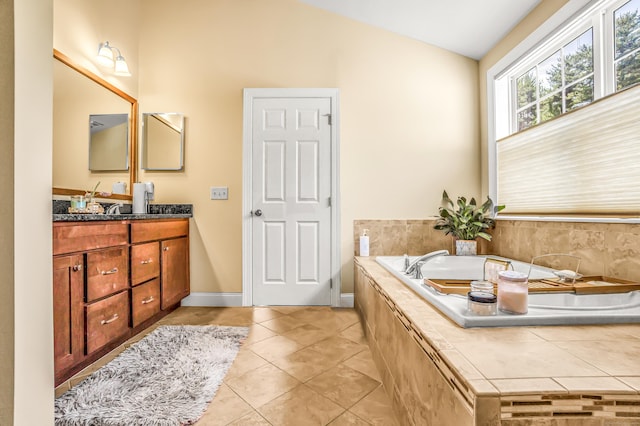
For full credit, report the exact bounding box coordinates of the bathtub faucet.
[405,250,449,277]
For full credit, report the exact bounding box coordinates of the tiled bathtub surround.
[354,257,640,425]
[354,219,640,282]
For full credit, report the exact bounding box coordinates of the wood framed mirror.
[52,49,137,200]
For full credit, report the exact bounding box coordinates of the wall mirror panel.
[89,113,129,171]
[53,49,137,198]
[141,113,185,170]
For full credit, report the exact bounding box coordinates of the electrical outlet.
[210,186,228,200]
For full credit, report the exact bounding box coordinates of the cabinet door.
[161,237,189,309]
[53,255,84,375]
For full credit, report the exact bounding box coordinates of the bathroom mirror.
[89,113,129,171]
[141,113,185,170]
[53,49,137,199]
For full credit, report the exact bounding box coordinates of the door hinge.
[330,278,333,289]
[323,113,332,125]
[328,196,331,207]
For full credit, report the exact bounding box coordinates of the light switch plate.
[210,186,228,200]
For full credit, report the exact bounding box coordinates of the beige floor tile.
[328,411,372,425]
[307,364,380,409]
[54,381,70,398]
[226,410,272,425]
[258,384,344,426]
[339,323,368,345]
[196,384,253,425]
[271,346,342,382]
[342,350,382,383]
[251,307,284,323]
[453,340,606,379]
[243,323,279,345]
[226,363,300,408]
[282,323,335,347]
[247,335,303,362]
[260,315,306,333]
[289,307,336,323]
[349,386,398,426]
[270,306,305,315]
[307,336,367,363]
[553,339,640,376]
[224,348,269,380]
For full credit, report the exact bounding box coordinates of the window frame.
[487,0,640,223]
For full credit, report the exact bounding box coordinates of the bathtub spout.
[405,250,449,277]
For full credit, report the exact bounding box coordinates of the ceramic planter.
[455,239,477,256]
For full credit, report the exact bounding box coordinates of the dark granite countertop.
[52,201,193,222]
[53,213,192,222]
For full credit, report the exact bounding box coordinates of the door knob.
[254,209,263,217]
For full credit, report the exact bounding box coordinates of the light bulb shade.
[96,42,114,66]
[114,55,131,77]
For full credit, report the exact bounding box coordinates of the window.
[615,0,640,90]
[492,0,640,216]
[507,0,640,135]
[515,28,594,131]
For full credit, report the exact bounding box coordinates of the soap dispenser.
[359,229,370,257]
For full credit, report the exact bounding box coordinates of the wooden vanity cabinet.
[53,255,84,375]
[131,219,190,311]
[53,218,190,386]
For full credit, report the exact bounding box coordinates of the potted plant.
[434,190,505,255]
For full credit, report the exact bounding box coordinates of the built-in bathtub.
[376,254,640,327]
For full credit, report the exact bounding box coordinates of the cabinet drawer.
[131,242,160,286]
[85,290,129,355]
[53,222,128,255]
[131,278,161,327]
[130,220,188,244]
[86,247,129,302]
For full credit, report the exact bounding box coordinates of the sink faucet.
[106,203,123,215]
[405,249,449,277]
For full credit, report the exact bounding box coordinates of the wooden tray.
[424,276,640,295]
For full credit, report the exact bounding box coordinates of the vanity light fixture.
[96,41,131,77]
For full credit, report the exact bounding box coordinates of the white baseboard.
[181,292,353,308]
[180,292,243,307]
[340,293,354,308]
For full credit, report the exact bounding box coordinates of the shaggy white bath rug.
[55,325,249,426]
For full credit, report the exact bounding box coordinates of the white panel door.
[252,97,332,305]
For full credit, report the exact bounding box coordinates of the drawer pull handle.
[100,267,119,275]
[163,247,170,252]
[141,296,155,305]
[72,264,82,272]
[140,259,153,265]
[100,313,119,325]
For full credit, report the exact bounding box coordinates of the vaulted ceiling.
[298,0,542,60]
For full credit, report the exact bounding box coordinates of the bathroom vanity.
[52,213,190,385]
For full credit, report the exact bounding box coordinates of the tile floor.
[56,306,399,426]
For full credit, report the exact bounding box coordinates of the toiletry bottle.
[359,229,370,257]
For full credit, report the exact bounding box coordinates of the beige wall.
[14,0,55,423]
[53,0,140,97]
[478,0,570,196]
[137,0,480,294]
[0,0,14,423]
